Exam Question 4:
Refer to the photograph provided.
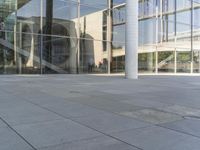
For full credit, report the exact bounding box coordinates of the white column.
[125,0,138,79]
[40,0,43,74]
[107,0,112,74]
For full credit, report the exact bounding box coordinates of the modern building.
[0,0,200,76]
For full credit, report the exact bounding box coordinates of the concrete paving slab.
[160,118,200,138]
[72,97,144,114]
[120,109,183,124]
[13,119,101,149]
[21,92,71,106]
[0,119,7,128]
[38,135,139,150]
[157,105,200,117]
[42,100,108,118]
[123,98,172,109]
[0,92,22,103]
[1,75,200,150]
[85,91,134,102]
[0,101,63,126]
[40,87,85,99]
[111,126,200,150]
[0,127,33,150]
[73,112,150,134]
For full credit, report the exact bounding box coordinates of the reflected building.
[0,0,200,75]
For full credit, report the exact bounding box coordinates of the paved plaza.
[1,75,200,150]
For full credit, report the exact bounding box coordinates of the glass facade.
[0,0,200,75]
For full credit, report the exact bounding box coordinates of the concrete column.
[125,0,138,79]
[107,0,112,74]
[40,0,43,74]
[17,22,22,74]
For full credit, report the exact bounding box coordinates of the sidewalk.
[0,75,200,150]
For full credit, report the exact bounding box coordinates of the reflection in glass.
[177,51,191,73]
[193,51,200,73]
[1,0,200,75]
[158,51,174,73]
[138,52,156,73]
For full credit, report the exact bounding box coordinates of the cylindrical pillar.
[125,0,138,79]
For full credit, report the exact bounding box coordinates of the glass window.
[112,24,125,49]
[193,51,200,73]
[138,52,156,73]
[177,51,191,73]
[177,0,191,10]
[163,0,175,13]
[158,51,174,73]
[176,11,191,50]
[193,8,200,51]
[113,6,125,25]
[139,18,157,45]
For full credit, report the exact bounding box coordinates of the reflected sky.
[17,0,126,19]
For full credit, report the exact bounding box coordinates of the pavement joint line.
[184,116,200,120]
[2,76,200,149]
[50,96,154,125]
[105,125,154,135]
[156,124,200,140]
[11,118,64,127]
[23,99,144,150]
[0,117,38,150]
[15,89,153,128]
[68,99,184,125]
[143,107,186,119]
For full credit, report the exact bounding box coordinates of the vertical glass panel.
[139,18,157,46]
[177,51,191,73]
[80,0,107,16]
[79,0,109,74]
[158,51,174,73]
[193,8,200,52]
[41,0,78,74]
[0,0,17,74]
[42,35,77,74]
[176,11,191,50]
[138,52,156,73]
[17,0,41,34]
[162,14,175,51]
[79,7,105,41]
[139,18,157,60]
[139,0,143,17]
[14,0,42,74]
[112,24,125,49]
[80,39,108,73]
[43,0,78,37]
[143,0,157,17]
[162,0,175,13]
[177,0,191,10]
[112,6,125,24]
[193,51,200,73]
[193,6,200,74]
[15,32,41,74]
[193,0,200,7]
[111,23,125,73]
[113,0,125,6]
[111,55,125,73]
